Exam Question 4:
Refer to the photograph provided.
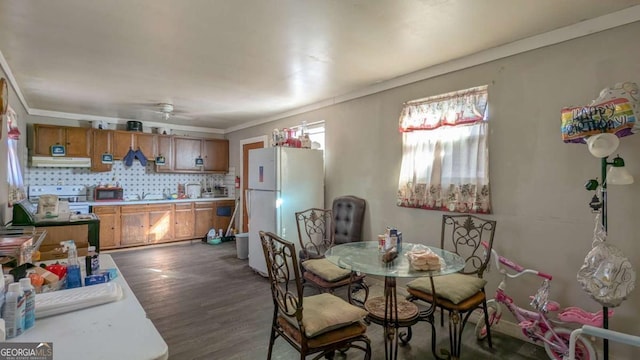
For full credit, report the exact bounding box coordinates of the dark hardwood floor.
[110,241,548,360]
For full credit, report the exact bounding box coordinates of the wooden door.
[242,141,264,232]
[174,203,195,239]
[93,206,120,249]
[91,130,113,172]
[65,127,91,157]
[113,131,135,160]
[135,133,157,160]
[203,139,229,172]
[173,137,203,172]
[194,203,215,239]
[148,204,173,243]
[120,207,149,246]
[33,125,65,156]
[155,135,173,172]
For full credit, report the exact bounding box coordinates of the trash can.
[236,233,249,259]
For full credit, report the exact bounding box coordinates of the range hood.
[30,156,92,168]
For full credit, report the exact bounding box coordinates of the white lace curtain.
[397,86,491,213]
[6,106,26,206]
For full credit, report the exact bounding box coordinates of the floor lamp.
[585,133,634,360]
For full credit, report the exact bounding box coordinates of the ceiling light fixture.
[158,103,174,122]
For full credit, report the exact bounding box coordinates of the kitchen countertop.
[89,197,235,206]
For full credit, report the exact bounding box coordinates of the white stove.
[28,185,90,214]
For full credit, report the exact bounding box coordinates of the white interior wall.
[226,21,640,358]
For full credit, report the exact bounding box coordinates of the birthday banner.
[561,82,640,144]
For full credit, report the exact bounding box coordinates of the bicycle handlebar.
[481,241,553,280]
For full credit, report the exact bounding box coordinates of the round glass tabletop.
[325,241,465,278]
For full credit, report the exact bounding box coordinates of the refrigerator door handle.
[245,189,251,220]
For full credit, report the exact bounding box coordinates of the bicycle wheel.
[543,327,597,360]
[475,300,501,340]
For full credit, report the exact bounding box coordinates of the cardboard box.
[30,266,64,293]
[38,224,90,248]
[38,244,88,261]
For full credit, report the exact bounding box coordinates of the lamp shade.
[608,156,634,185]
[586,133,619,158]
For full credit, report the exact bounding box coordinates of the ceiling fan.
[157,103,176,122]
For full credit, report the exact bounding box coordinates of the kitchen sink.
[143,194,166,201]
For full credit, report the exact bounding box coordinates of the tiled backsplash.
[25,162,236,199]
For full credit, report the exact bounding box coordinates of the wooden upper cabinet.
[34,126,64,155]
[103,130,157,162]
[32,124,228,174]
[173,137,203,172]
[136,133,157,160]
[91,129,113,172]
[203,139,229,172]
[171,137,229,173]
[155,135,173,172]
[113,131,135,160]
[65,127,91,156]
[33,124,90,157]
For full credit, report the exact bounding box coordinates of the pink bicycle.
[475,241,612,360]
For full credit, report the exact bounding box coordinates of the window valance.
[399,85,488,133]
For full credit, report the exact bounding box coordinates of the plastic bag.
[577,214,636,307]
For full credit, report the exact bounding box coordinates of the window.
[6,106,26,206]
[397,85,491,213]
[290,121,325,150]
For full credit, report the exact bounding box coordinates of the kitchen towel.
[134,149,148,166]
[123,149,136,167]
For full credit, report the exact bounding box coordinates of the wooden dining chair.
[406,214,496,359]
[259,231,372,360]
[295,208,369,306]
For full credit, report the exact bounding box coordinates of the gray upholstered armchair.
[332,195,366,245]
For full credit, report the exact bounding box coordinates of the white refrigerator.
[247,147,324,276]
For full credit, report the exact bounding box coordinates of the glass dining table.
[325,241,465,360]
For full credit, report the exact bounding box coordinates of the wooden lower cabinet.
[93,200,232,249]
[194,203,215,239]
[148,204,173,243]
[120,207,149,247]
[174,203,195,240]
[93,206,120,249]
[213,200,236,235]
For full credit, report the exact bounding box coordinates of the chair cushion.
[302,258,352,282]
[406,273,487,304]
[300,293,368,337]
[277,316,367,348]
